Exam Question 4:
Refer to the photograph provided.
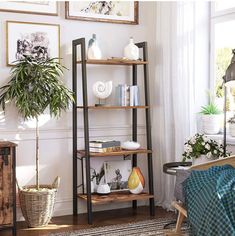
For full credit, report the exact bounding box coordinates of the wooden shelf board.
[77,148,152,157]
[77,105,149,110]
[77,59,148,65]
[78,191,154,205]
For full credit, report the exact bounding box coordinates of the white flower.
[203,136,209,142]
[214,150,217,154]
[190,137,196,144]
[206,152,212,158]
[202,142,205,145]
[205,144,210,150]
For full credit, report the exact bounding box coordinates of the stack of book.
[116,84,140,106]
[89,140,121,153]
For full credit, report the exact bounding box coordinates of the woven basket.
[18,177,60,228]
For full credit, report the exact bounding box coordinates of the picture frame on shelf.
[65,1,139,24]
[104,160,132,191]
[0,1,58,16]
[6,21,60,66]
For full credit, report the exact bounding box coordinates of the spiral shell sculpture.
[92,81,112,100]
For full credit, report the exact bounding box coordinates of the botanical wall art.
[65,1,138,24]
[0,1,58,15]
[6,21,60,65]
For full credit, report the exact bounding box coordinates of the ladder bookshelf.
[72,38,155,224]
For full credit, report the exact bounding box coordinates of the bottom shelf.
[78,191,154,205]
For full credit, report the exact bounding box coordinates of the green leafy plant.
[200,92,222,115]
[182,133,230,162]
[0,55,74,190]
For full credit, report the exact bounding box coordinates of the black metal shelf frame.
[72,38,155,224]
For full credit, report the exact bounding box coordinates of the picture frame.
[0,1,58,16]
[65,1,139,25]
[104,160,132,192]
[6,21,60,66]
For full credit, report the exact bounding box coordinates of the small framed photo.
[65,1,139,25]
[104,160,132,191]
[6,21,60,65]
[0,1,58,16]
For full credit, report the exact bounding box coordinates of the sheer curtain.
[151,1,210,208]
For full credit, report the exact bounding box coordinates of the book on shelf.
[89,146,121,153]
[116,84,139,106]
[89,140,121,148]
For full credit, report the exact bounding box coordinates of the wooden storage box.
[0,141,17,236]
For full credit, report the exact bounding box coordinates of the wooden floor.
[1,206,175,236]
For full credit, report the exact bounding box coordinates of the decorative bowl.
[121,141,140,150]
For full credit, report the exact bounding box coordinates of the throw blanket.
[183,165,235,236]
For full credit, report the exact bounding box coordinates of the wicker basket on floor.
[18,177,60,228]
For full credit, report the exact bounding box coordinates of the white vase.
[201,114,221,134]
[229,123,235,137]
[192,155,215,165]
[124,37,139,60]
[87,41,102,60]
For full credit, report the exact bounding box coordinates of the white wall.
[0,1,157,219]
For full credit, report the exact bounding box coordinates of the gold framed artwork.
[6,21,60,66]
[65,1,139,25]
[0,1,58,16]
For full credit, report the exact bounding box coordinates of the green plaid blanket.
[183,165,235,236]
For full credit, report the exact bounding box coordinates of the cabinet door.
[0,147,13,226]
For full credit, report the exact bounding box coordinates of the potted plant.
[0,55,73,227]
[228,116,235,137]
[182,133,230,165]
[200,98,222,134]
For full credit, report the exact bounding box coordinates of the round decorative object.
[121,141,140,150]
[201,114,221,134]
[128,167,145,194]
[92,81,113,100]
[124,37,139,60]
[97,183,111,195]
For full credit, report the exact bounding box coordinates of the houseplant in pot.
[182,133,230,165]
[0,55,73,227]
[228,116,235,137]
[200,99,222,135]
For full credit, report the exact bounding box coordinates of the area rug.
[50,218,190,236]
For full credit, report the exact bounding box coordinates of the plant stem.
[36,118,39,190]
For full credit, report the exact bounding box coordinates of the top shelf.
[77,59,148,66]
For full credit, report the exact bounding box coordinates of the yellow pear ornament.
[128,167,145,194]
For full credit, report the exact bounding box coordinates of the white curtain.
[151,1,210,209]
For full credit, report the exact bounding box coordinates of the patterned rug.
[50,218,190,236]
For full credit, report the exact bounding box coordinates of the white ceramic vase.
[124,37,139,60]
[87,41,102,60]
[192,155,215,165]
[201,114,221,134]
[229,123,235,137]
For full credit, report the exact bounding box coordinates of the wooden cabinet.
[0,141,17,236]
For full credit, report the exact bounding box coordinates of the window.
[211,2,235,112]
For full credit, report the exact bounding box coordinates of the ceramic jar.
[201,114,221,134]
[128,167,145,194]
[87,34,102,60]
[229,123,235,137]
[124,37,139,60]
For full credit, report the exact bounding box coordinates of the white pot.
[201,114,221,135]
[229,123,235,137]
[124,38,139,60]
[192,155,215,165]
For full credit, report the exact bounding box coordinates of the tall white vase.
[124,37,139,60]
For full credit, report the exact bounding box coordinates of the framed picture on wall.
[0,1,58,16]
[6,21,60,66]
[65,1,139,24]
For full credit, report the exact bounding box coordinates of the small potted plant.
[200,96,222,134]
[182,133,229,165]
[0,55,74,227]
[228,116,235,137]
